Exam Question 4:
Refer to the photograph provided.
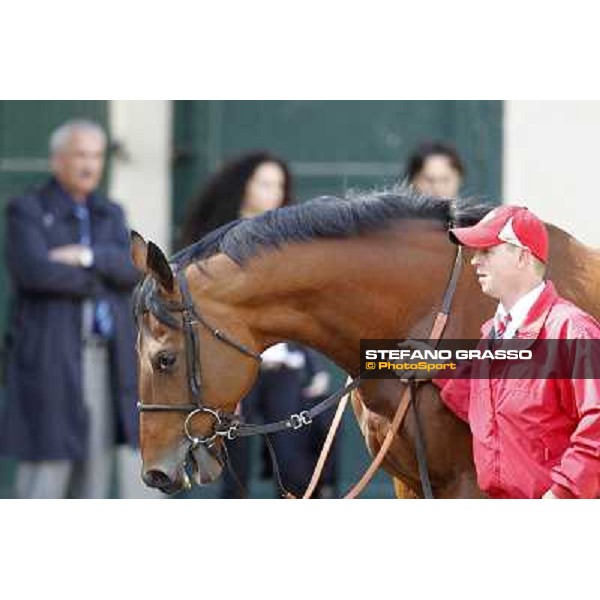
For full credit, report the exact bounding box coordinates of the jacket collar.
[481,280,559,346]
[494,281,546,333]
[40,177,108,219]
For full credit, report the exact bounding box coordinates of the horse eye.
[155,352,177,372]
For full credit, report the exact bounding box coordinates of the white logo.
[497,217,527,249]
[479,208,499,224]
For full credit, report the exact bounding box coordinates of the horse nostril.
[143,469,173,489]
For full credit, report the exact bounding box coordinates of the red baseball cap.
[449,205,549,263]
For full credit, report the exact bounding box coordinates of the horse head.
[130,232,262,494]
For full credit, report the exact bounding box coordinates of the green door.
[0,100,109,496]
[172,101,503,498]
[173,101,502,237]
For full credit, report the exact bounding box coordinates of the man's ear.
[130,231,174,293]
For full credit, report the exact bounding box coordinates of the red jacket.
[434,281,600,498]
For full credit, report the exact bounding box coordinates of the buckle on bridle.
[289,411,312,430]
[222,422,239,441]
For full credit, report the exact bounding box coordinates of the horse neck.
[198,222,462,374]
[547,225,600,320]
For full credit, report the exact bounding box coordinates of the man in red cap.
[427,205,600,498]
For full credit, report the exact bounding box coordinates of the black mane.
[173,188,494,268]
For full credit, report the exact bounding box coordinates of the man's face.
[51,129,106,198]
[470,243,526,299]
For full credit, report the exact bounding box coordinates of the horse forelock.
[132,276,154,321]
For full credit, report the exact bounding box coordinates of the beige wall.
[109,101,172,252]
[503,101,600,247]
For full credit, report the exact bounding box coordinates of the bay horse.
[130,191,600,497]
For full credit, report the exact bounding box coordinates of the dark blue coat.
[0,179,141,460]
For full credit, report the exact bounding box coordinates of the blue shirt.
[55,181,114,340]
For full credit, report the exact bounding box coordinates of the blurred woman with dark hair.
[179,151,293,247]
[404,141,465,199]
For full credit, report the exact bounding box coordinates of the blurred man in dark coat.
[0,119,140,498]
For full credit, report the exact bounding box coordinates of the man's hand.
[395,339,438,384]
[542,489,558,499]
[49,245,93,267]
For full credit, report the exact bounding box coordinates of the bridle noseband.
[134,265,262,449]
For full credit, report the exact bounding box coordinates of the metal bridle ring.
[184,407,222,448]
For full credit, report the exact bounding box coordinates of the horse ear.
[130,230,148,273]
[147,241,175,293]
[130,231,175,293]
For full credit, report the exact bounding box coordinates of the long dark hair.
[404,142,465,183]
[179,151,293,248]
